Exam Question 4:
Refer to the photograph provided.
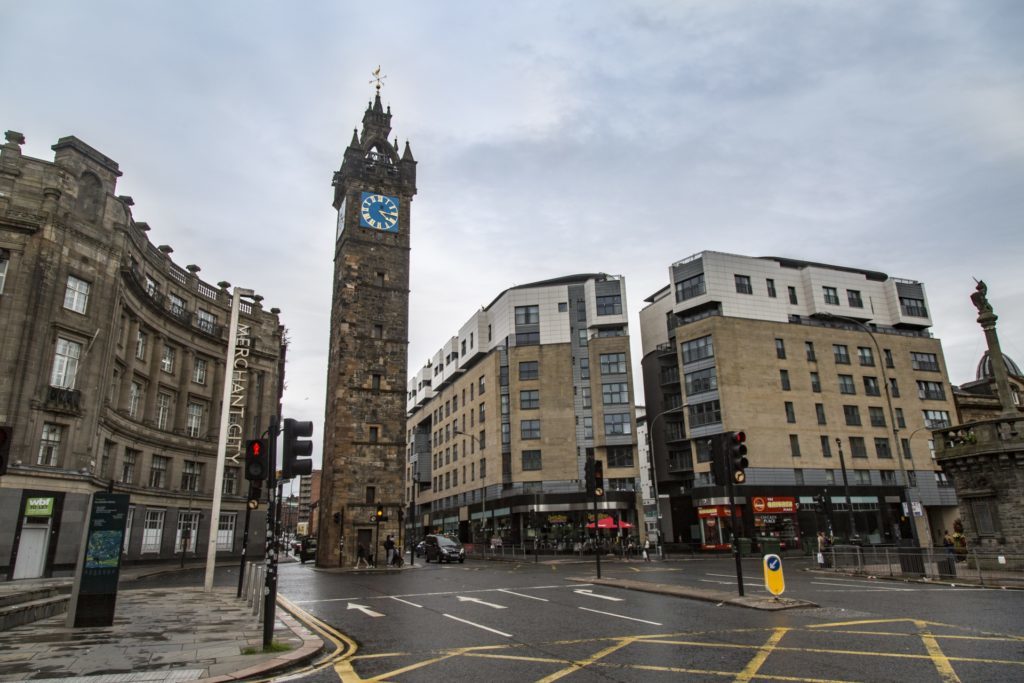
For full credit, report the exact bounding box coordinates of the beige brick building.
[406,274,643,550]
[0,131,284,579]
[640,251,959,552]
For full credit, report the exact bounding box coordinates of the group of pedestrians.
[354,535,404,569]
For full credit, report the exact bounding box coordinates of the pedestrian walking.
[356,542,370,568]
[384,535,396,566]
[942,529,955,556]
[816,531,828,569]
[642,538,651,562]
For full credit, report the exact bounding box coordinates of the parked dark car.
[424,534,465,563]
[298,537,317,564]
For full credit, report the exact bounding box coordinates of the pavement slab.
[0,582,324,681]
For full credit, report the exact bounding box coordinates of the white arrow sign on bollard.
[347,603,385,617]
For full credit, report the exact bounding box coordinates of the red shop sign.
[751,496,797,514]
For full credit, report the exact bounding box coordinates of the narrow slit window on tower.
[372,324,383,339]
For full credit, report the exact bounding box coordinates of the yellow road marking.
[328,615,1022,682]
[735,627,790,682]
[634,638,1024,666]
[535,637,637,682]
[794,628,1024,642]
[609,662,859,682]
[464,652,567,664]
[916,620,962,683]
[808,617,954,629]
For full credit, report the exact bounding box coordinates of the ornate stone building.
[318,91,416,567]
[0,131,284,579]
[934,283,1023,555]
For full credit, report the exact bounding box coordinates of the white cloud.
[3,0,1022,469]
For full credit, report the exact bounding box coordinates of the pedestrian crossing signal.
[245,439,268,481]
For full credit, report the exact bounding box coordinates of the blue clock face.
[359,192,400,232]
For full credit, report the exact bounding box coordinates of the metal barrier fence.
[820,545,1024,586]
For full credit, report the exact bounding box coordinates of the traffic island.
[569,576,817,611]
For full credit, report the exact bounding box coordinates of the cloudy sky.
[3,1,1021,475]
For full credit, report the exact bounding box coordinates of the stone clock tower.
[317,86,416,567]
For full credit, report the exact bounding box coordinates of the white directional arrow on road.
[347,602,385,617]
[574,589,623,602]
[456,595,507,609]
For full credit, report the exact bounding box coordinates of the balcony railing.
[45,386,82,413]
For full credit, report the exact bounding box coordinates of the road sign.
[763,553,785,596]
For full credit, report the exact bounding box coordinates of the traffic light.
[247,479,262,508]
[584,457,596,495]
[593,460,604,496]
[245,438,268,481]
[0,426,11,477]
[281,418,314,480]
[812,493,825,512]
[709,435,730,486]
[727,431,748,484]
[375,504,388,522]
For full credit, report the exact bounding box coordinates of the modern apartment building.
[0,131,284,579]
[405,274,643,548]
[639,251,959,551]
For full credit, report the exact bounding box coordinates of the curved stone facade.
[0,131,285,578]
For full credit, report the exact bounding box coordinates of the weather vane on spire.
[370,66,387,93]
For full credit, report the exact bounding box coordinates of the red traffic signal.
[245,438,268,481]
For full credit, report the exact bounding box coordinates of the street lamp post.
[453,429,491,545]
[645,406,685,557]
[816,313,920,547]
[834,437,858,541]
[409,474,418,567]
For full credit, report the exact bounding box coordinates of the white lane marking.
[811,580,910,591]
[347,602,385,617]
[499,589,549,602]
[816,589,916,593]
[443,613,513,637]
[574,589,624,602]
[457,595,507,609]
[293,583,576,604]
[389,596,423,608]
[579,606,662,626]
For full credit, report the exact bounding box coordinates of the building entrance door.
[13,520,51,579]
[357,528,373,564]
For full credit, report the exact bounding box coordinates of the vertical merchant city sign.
[225,323,251,465]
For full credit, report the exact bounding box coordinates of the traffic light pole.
[236,485,254,598]
[592,493,601,579]
[726,473,744,597]
[262,416,280,650]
